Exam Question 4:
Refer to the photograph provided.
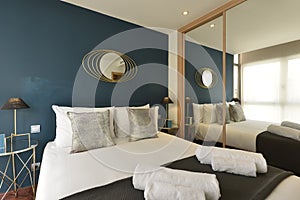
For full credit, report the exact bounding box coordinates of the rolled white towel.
[133,164,221,200]
[211,156,256,177]
[144,180,205,200]
[267,124,300,141]
[195,146,267,173]
[281,121,300,131]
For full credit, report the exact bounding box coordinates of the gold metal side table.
[0,136,37,199]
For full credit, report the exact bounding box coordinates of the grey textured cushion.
[67,110,115,153]
[229,103,246,122]
[215,103,230,124]
[127,107,158,141]
[113,104,150,138]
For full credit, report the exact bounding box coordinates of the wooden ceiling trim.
[178,0,247,33]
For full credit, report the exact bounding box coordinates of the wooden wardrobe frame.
[176,0,247,147]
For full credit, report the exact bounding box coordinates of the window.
[284,58,300,122]
[287,58,300,103]
[233,54,240,98]
[241,56,300,122]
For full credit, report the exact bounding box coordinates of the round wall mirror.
[82,50,137,83]
[195,68,218,88]
[100,52,126,81]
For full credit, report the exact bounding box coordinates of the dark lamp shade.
[161,97,173,104]
[0,98,30,110]
[230,98,241,104]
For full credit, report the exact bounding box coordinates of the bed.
[36,132,197,199]
[35,132,300,200]
[36,104,300,200]
[194,120,271,152]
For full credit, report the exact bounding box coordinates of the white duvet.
[36,132,300,200]
[36,133,197,200]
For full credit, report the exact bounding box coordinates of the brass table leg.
[12,153,18,197]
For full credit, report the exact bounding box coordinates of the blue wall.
[0,0,168,169]
[185,41,233,104]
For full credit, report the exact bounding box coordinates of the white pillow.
[192,103,204,124]
[202,104,217,124]
[114,104,150,138]
[52,105,115,147]
[215,103,230,124]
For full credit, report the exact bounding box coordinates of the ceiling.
[61,0,229,30]
[187,0,300,54]
[62,0,300,54]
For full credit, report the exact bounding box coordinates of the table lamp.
[0,98,30,136]
[161,97,173,128]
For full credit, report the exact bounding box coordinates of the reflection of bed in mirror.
[192,102,272,152]
[192,102,300,176]
[195,120,271,152]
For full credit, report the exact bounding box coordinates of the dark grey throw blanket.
[62,156,292,200]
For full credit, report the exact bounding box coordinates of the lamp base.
[185,117,193,125]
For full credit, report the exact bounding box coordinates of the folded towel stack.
[267,124,300,141]
[211,156,256,177]
[195,146,267,176]
[133,164,221,200]
[144,181,205,200]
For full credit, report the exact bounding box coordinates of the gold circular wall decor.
[195,68,218,88]
[82,50,137,83]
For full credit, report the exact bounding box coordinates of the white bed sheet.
[36,132,300,200]
[195,120,272,151]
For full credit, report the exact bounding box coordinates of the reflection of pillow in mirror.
[193,103,204,124]
[229,103,246,122]
[114,104,150,138]
[127,107,158,141]
[215,103,230,125]
[52,105,115,147]
[67,111,115,153]
[228,101,236,121]
[203,104,217,124]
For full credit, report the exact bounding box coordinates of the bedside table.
[160,127,179,135]
[0,135,38,198]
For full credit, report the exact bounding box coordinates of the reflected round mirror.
[82,50,137,83]
[202,69,213,87]
[100,52,126,81]
[195,68,217,88]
